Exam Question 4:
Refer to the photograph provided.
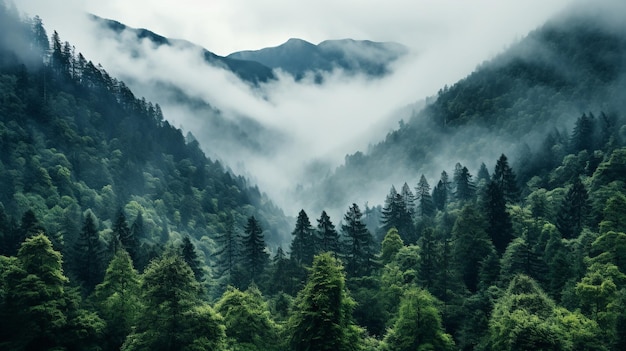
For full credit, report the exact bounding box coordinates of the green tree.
[599,193,626,234]
[416,175,435,218]
[122,254,226,351]
[291,209,315,265]
[317,210,340,255]
[342,203,375,277]
[214,212,241,287]
[73,210,106,293]
[452,205,494,292]
[381,288,455,351]
[492,154,519,203]
[556,177,589,239]
[1,234,105,350]
[288,253,363,351]
[180,235,204,282]
[381,187,415,242]
[215,285,282,351]
[93,248,141,351]
[380,227,404,265]
[486,274,604,351]
[454,166,475,203]
[483,180,513,255]
[418,227,438,289]
[242,216,269,285]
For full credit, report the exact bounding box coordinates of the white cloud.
[15,0,578,216]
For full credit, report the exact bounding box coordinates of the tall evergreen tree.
[93,248,141,351]
[416,174,435,218]
[483,180,513,255]
[492,154,519,203]
[381,187,415,242]
[288,253,363,351]
[455,166,475,203]
[316,210,340,255]
[341,203,374,277]
[242,216,269,284]
[556,177,589,239]
[214,212,241,286]
[452,205,494,292]
[571,113,595,153]
[180,236,204,282]
[122,254,226,351]
[112,209,137,262]
[400,182,416,217]
[382,288,455,351]
[418,227,439,289]
[73,210,106,293]
[290,209,315,265]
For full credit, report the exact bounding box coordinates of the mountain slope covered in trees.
[307,4,626,212]
[2,1,626,351]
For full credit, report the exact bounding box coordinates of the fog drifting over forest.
[16,0,578,216]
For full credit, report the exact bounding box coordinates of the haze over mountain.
[15,0,572,217]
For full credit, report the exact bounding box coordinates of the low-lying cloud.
[15,0,578,216]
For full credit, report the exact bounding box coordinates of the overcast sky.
[15,0,582,215]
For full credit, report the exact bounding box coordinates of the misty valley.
[2,1,626,351]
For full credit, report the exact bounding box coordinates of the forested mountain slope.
[308,5,626,211]
[0,4,289,278]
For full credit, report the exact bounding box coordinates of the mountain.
[89,15,276,84]
[306,3,626,213]
[0,5,291,272]
[91,15,407,83]
[228,38,408,80]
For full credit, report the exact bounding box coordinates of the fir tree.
[290,209,315,265]
[342,203,375,277]
[381,187,415,243]
[317,210,340,255]
[492,154,519,203]
[73,210,106,293]
[416,174,435,218]
[180,236,204,282]
[556,177,589,239]
[483,180,513,255]
[242,216,269,285]
[455,166,475,203]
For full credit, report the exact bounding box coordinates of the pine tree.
[317,210,340,255]
[416,174,435,217]
[288,253,363,351]
[214,213,241,286]
[477,162,490,184]
[452,205,494,292]
[571,113,595,153]
[122,254,226,351]
[112,209,136,260]
[73,210,106,293]
[381,187,415,243]
[455,166,475,203]
[492,154,519,203]
[483,180,513,255]
[400,182,416,217]
[342,203,374,276]
[180,236,204,282]
[382,288,455,351]
[93,248,141,351]
[556,177,589,239]
[242,216,269,284]
[418,227,438,289]
[290,209,315,265]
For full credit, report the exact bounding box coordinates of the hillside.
[0,5,290,278]
[307,4,626,212]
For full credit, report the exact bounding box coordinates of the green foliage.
[341,203,375,277]
[380,227,403,265]
[215,285,282,351]
[288,253,364,351]
[93,248,141,350]
[381,288,455,351]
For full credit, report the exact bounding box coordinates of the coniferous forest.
[2,2,626,350]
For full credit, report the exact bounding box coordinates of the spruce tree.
[288,253,363,351]
[317,210,340,255]
[342,203,374,277]
[381,187,415,243]
[416,174,435,218]
[180,236,204,282]
[73,210,106,293]
[556,177,589,239]
[400,182,416,217]
[242,216,269,285]
[290,209,315,265]
[214,212,241,286]
[455,166,475,203]
[492,154,519,203]
[483,180,513,255]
